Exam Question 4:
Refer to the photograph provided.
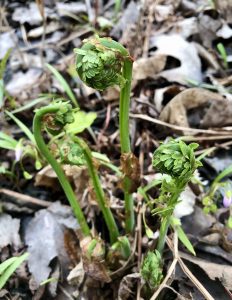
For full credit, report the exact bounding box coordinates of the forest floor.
[0,0,232,299]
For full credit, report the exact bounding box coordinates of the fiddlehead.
[152,139,202,182]
[74,36,130,90]
[75,36,135,234]
[152,139,202,254]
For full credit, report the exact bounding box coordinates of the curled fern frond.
[41,101,74,135]
[141,250,163,289]
[74,36,129,90]
[60,142,86,166]
[152,140,202,180]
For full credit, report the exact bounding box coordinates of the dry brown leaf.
[159,88,226,132]
[215,0,232,23]
[180,252,232,290]
[132,55,166,85]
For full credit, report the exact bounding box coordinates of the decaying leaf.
[67,261,85,286]
[0,214,21,250]
[25,202,79,286]
[80,237,111,283]
[180,252,232,290]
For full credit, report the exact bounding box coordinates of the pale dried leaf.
[174,186,196,219]
[217,22,232,39]
[12,3,55,25]
[25,202,79,286]
[6,69,42,96]
[0,214,21,250]
[0,32,16,59]
[150,34,202,84]
[56,2,86,15]
[111,1,140,39]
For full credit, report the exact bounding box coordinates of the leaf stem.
[156,182,185,254]
[119,59,134,233]
[33,105,90,237]
[72,136,120,244]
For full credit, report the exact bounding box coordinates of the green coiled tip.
[152,139,202,179]
[74,36,130,91]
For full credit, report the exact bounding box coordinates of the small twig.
[163,284,189,300]
[166,237,215,300]
[130,113,232,135]
[182,135,232,141]
[58,285,75,300]
[195,140,232,155]
[0,188,51,208]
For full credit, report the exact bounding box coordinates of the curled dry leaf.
[159,88,228,132]
[56,2,86,15]
[198,11,222,48]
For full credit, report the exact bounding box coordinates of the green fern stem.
[119,59,134,233]
[72,136,120,244]
[33,105,90,237]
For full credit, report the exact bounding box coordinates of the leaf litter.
[1,0,232,298]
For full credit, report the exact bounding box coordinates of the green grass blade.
[11,96,49,114]
[0,252,29,289]
[0,140,17,150]
[0,257,18,275]
[46,63,79,108]
[213,164,232,185]
[0,132,17,144]
[0,49,12,79]
[176,226,196,256]
[5,111,35,144]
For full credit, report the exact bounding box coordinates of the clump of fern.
[141,251,163,289]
